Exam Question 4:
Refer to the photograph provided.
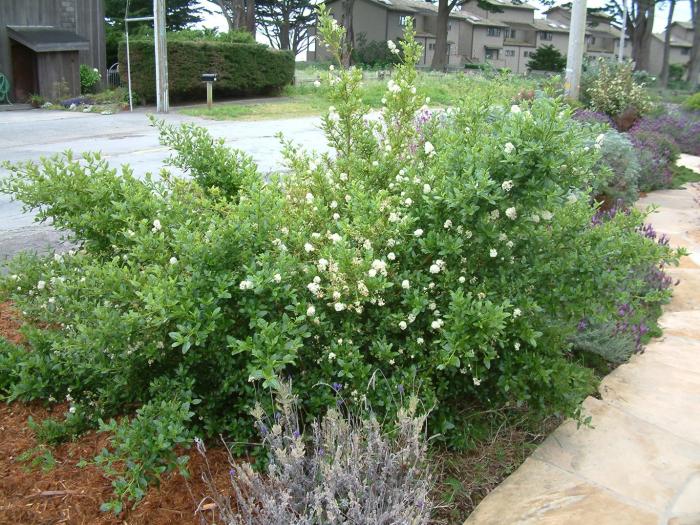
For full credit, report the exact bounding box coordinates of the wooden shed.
[0,0,106,102]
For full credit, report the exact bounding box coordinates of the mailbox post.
[201,73,218,109]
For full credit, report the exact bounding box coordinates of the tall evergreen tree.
[256,0,316,56]
[207,0,256,34]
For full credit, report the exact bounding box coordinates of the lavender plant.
[195,381,433,525]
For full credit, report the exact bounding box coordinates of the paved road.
[0,109,327,262]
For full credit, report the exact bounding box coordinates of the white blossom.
[502,180,513,191]
[429,263,441,274]
[504,142,515,154]
[414,229,424,237]
[511,105,521,114]
[424,142,435,157]
[404,197,413,206]
[169,257,178,265]
[273,273,282,283]
[239,279,254,290]
[506,207,517,220]
[37,280,46,290]
[152,219,162,231]
[334,302,346,312]
[329,233,342,243]
[490,248,498,258]
[333,213,340,220]
[387,252,396,260]
[305,192,314,203]
[387,79,401,94]
[304,243,315,252]
[513,308,522,318]
[399,321,407,330]
[307,281,321,294]
[458,276,466,283]
[314,80,321,88]
[444,219,452,229]
[541,210,553,221]
[402,279,410,289]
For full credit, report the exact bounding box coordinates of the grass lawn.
[671,162,700,188]
[179,71,534,121]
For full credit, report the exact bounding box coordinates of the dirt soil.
[0,302,231,525]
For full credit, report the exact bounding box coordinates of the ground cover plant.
[0,12,681,517]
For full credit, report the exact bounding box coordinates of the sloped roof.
[532,18,570,33]
[485,0,537,10]
[7,26,89,52]
[451,10,509,27]
[652,33,693,47]
[671,21,693,30]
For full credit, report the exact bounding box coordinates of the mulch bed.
[0,302,231,525]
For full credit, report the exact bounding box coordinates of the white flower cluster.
[429,259,446,274]
[387,40,400,55]
[368,259,388,278]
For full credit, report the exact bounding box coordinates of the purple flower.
[331,382,343,393]
[398,384,405,394]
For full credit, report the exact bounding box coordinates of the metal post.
[126,22,133,112]
[565,0,588,100]
[206,81,213,109]
[124,15,154,112]
[618,0,628,62]
[154,0,169,113]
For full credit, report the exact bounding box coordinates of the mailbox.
[201,74,217,109]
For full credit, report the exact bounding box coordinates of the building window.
[681,47,690,55]
[523,51,531,57]
[505,49,515,57]
[399,15,412,27]
[429,43,435,50]
[509,29,516,39]
[540,31,553,41]
[487,27,501,37]
[587,35,596,45]
[448,22,452,31]
[485,47,500,60]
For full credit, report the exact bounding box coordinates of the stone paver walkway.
[466,155,700,525]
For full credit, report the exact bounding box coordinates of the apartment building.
[648,21,695,79]
[310,0,694,78]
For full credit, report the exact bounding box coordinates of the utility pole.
[154,0,169,113]
[618,0,628,62]
[564,0,588,99]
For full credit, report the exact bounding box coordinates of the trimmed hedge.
[119,40,295,103]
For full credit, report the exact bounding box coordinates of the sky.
[195,0,694,46]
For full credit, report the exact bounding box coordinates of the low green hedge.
[119,40,295,103]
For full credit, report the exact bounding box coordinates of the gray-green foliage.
[593,130,641,205]
[196,382,433,525]
[569,323,637,364]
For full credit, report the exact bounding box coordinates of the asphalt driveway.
[0,108,327,262]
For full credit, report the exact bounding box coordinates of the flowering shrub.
[196,381,433,524]
[0,11,680,507]
[80,64,101,94]
[584,59,651,126]
[572,108,614,128]
[629,113,700,156]
[628,124,681,191]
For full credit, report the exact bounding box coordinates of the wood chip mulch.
[0,302,231,525]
